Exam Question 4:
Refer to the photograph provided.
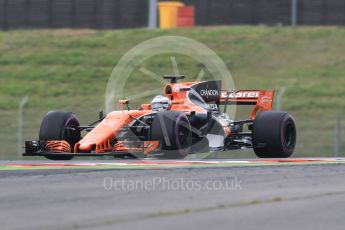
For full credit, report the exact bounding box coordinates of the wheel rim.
[178,129,188,148]
[175,117,191,150]
[63,116,80,152]
[284,123,295,149]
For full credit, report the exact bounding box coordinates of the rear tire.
[39,111,80,160]
[151,111,192,159]
[252,111,296,158]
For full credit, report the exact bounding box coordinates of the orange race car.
[24,75,296,160]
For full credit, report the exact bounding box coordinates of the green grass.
[0,26,345,159]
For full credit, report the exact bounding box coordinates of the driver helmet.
[151,95,171,111]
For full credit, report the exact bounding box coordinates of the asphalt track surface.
[1,158,345,230]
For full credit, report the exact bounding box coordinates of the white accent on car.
[206,134,225,148]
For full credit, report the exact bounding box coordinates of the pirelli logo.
[221,91,259,99]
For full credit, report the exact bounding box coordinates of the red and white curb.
[1,158,345,170]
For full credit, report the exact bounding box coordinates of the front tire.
[39,111,80,160]
[151,111,192,159]
[252,111,296,158]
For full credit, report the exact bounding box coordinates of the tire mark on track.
[52,190,345,230]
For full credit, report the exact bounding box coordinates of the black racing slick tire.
[39,111,80,160]
[151,111,192,159]
[252,111,296,158]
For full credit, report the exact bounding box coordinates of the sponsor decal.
[142,115,155,120]
[191,80,221,103]
[222,91,259,99]
[206,104,218,110]
[200,89,219,99]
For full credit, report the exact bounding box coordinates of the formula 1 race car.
[24,75,296,160]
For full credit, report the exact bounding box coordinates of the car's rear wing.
[186,80,274,119]
[220,90,275,120]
